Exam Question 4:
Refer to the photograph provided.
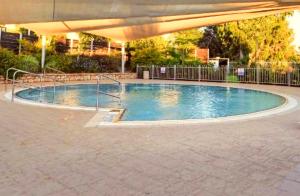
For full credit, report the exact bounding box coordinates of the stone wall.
[0,73,137,84]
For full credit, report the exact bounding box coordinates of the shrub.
[71,56,99,73]
[227,75,239,83]
[91,55,121,72]
[45,54,73,72]
[45,54,121,73]
[19,39,39,55]
[71,55,121,73]
[0,48,19,77]
[17,55,40,73]
[0,47,122,77]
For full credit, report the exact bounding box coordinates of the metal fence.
[137,65,300,87]
[0,31,37,53]
[0,30,120,55]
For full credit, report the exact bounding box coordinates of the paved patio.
[1,80,300,196]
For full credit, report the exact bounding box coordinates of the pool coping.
[4,81,299,127]
[91,92,298,127]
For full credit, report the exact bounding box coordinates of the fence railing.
[0,31,37,53]
[137,65,300,87]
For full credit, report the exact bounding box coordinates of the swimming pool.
[16,83,285,121]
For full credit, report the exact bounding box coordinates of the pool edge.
[4,82,299,126]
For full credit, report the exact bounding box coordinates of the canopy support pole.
[121,42,125,73]
[108,41,111,56]
[0,28,2,47]
[70,38,74,54]
[41,35,46,71]
[18,33,22,55]
[90,38,94,56]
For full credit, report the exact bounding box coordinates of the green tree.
[129,36,169,66]
[173,29,203,64]
[129,29,203,66]
[201,13,296,68]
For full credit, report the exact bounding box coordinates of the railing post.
[11,71,19,103]
[136,64,139,78]
[96,77,99,110]
[5,68,10,92]
[198,65,201,81]
[174,65,176,80]
[11,80,15,102]
[53,77,56,93]
[288,72,291,86]
[151,65,154,79]
[39,76,43,102]
[256,67,260,84]
[226,58,230,82]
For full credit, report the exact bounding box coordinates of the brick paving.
[1,80,300,196]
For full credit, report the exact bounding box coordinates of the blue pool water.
[16,83,285,121]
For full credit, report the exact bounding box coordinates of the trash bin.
[143,71,149,79]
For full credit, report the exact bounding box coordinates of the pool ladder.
[96,74,122,110]
[43,66,68,89]
[5,68,121,110]
[5,67,66,102]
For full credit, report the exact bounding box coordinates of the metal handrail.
[44,66,67,85]
[95,74,122,110]
[6,67,42,90]
[45,66,66,75]
[97,74,121,85]
[97,90,122,99]
[6,68,58,102]
[11,69,43,102]
[13,82,48,91]
[5,67,25,90]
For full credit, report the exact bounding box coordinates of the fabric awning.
[1,1,300,41]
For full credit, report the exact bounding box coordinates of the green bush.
[71,55,121,73]
[0,47,122,77]
[0,48,40,78]
[226,75,239,83]
[45,54,121,73]
[91,55,121,72]
[0,48,19,77]
[71,56,99,73]
[17,55,40,73]
[46,54,73,72]
[18,39,39,55]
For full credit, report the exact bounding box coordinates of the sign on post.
[237,68,245,76]
[160,67,166,74]
[209,59,219,69]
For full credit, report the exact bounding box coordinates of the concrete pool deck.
[1,79,300,196]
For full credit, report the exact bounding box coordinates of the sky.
[288,11,300,52]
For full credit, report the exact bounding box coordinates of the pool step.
[84,108,126,127]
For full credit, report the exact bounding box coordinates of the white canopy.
[1,0,300,41]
